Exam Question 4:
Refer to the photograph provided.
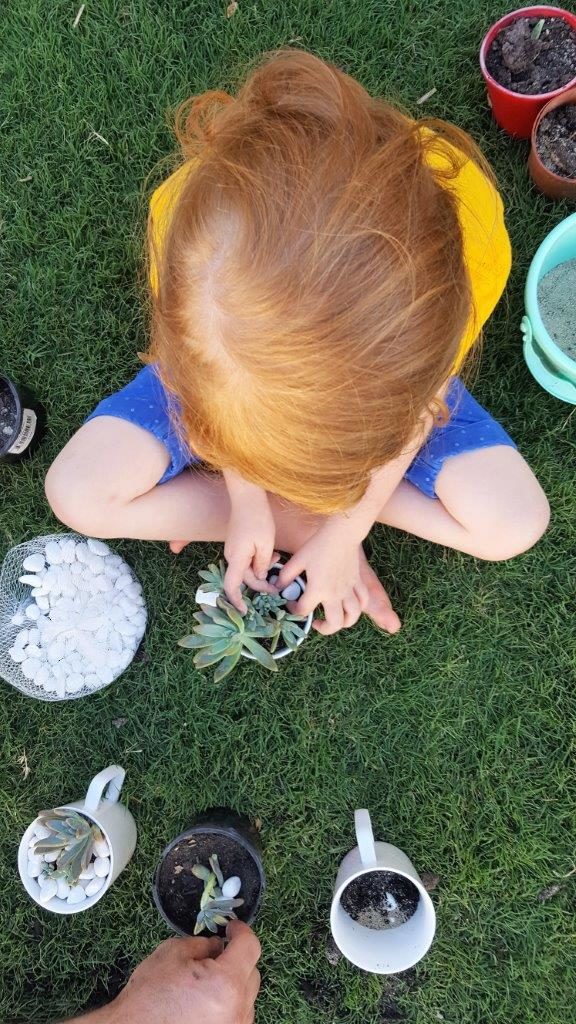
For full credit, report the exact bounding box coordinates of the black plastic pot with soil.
[153,809,265,937]
[0,374,46,463]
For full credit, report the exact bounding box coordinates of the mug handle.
[84,765,126,813]
[355,808,377,867]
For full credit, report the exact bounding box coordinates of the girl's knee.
[478,480,550,561]
[45,450,121,537]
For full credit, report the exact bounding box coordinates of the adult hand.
[76,922,261,1024]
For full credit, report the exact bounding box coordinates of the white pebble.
[67,885,87,905]
[84,674,102,690]
[93,856,111,878]
[27,859,43,878]
[26,644,43,659]
[36,596,50,612]
[93,837,110,858]
[27,627,40,645]
[43,849,60,863]
[87,538,110,556]
[23,553,46,573]
[97,667,114,686]
[115,574,132,591]
[19,574,43,588]
[65,674,84,694]
[35,666,50,688]
[33,824,51,840]
[56,880,71,900]
[11,612,25,626]
[45,541,64,564]
[55,677,67,699]
[125,582,142,599]
[281,581,302,601]
[79,864,95,880]
[48,642,66,663]
[25,604,41,621]
[14,629,29,648]
[38,878,58,903]
[61,541,77,564]
[43,676,58,693]
[28,849,43,865]
[38,870,54,888]
[85,875,106,897]
[21,658,42,680]
[222,876,242,899]
[9,646,26,663]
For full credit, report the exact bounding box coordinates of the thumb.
[179,936,225,962]
[277,553,304,589]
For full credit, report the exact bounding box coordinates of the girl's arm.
[222,469,278,611]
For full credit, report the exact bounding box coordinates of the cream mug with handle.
[18,765,137,914]
[330,809,436,973]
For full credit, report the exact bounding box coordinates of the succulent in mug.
[32,809,100,885]
[192,853,244,935]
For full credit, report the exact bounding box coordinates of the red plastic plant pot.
[480,6,576,139]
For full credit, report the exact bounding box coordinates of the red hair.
[148,50,488,514]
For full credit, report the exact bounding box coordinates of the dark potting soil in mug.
[340,871,420,931]
[536,103,576,178]
[537,259,576,361]
[0,379,17,445]
[157,832,262,935]
[486,17,576,95]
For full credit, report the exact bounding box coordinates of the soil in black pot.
[537,259,576,360]
[340,871,420,931]
[486,17,576,95]
[157,831,262,936]
[0,379,17,446]
[536,102,576,177]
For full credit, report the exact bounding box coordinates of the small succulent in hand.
[197,560,227,598]
[33,809,99,885]
[192,853,244,935]
[250,592,307,653]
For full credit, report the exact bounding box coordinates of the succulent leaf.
[213,649,242,683]
[209,854,224,887]
[192,864,212,882]
[242,635,278,671]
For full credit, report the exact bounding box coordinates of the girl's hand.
[224,491,278,613]
[276,525,371,635]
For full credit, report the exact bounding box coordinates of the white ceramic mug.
[330,809,436,973]
[18,765,137,915]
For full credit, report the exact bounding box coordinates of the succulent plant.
[33,809,100,885]
[179,597,279,681]
[180,560,309,682]
[191,853,244,935]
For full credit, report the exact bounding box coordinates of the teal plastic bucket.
[522,212,576,404]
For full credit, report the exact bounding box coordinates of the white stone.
[38,870,54,887]
[45,541,64,564]
[70,561,83,576]
[36,596,50,612]
[19,574,42,588]
[281,581,302,601]
[56,879,71,900]
[55,677,67,699]
[27,627,41,645]
[25,604,41,621]
[93,837,110,858]
[26,644,43,659]
[38,878,58,903]
[85,875,106,897]
[79,863,95,880]
[85,674,102,690]
[11,612,26,626]
[65,674,84,694]
[43,676,58,693]
[23,553,46,573]
[35,667,50,688]
[93,856,111,878]
[125,582,142,599]
[87,538,110,556]
[222,876,242,899]
[67,885,87,905]
[21,658,42,680]
[43,849,60,863]
[61,541,77,564]
[48,642,66,663]
[9,646,26,663]
[27,858,43,878]
[115,574,132,592]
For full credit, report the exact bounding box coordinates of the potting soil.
[340,871,419,931]
[486,17,576,95]
[536,103,576,178]
[0,380,17,443]
[537,259,576,361]
[157,832,262,935]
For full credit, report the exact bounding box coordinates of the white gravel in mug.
[8,537,146,698]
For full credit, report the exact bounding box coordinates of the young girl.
[45,51,549,637]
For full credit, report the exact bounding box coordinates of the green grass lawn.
[1,1,575,1021]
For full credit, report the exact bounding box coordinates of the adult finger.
[342,594,362,629]
[314,601,344,636]
[224,562,248,613]
[219,922,261,979]
[154,936,223,966]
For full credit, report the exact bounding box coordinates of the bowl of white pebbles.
[0,534,147,700]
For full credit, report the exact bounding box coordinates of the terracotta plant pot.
[528,86,576,198]
[480,6,576,139]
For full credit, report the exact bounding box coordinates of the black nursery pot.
[153,808,266,937]
[0,374,46,462]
